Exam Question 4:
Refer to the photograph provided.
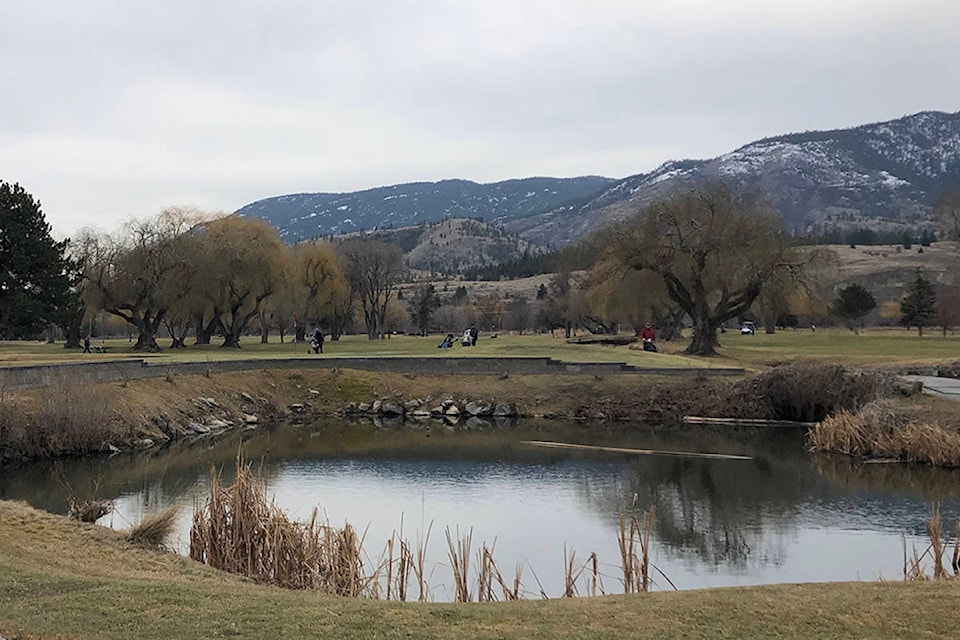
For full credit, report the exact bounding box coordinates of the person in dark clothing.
[469,325,478,346]
[438,334,454,349]
[640,323,657,352]
[83,336,91,353]
[311,328,324,354]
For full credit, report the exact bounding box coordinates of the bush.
[726,363,896,422]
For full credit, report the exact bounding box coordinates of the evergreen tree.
[900,269,937,336]
[407,283,440,335]
[831,283,876,333]
[0,181,74,339]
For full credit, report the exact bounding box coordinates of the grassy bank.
[1,500,958,640]
[0,366,738,462]
[2,357,949,464]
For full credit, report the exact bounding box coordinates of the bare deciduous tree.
[338,239,405,340]
[933,189,960,241]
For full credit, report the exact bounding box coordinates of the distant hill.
[339,218,545,274]
[235,176,614,243]
[505,111,960,245]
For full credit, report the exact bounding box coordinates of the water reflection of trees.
[0,419,605,515]
[10,420,960,575]
[574,431,826,572]
[812,454,960,500]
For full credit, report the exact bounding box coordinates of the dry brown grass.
[0,374,121,461]
[810,401,960,467]
[125,506,179,548]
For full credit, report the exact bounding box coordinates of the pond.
[2,418,958,600]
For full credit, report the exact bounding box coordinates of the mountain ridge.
[235,176,615,243]
[503,110,960,245]
[236,110,960,251]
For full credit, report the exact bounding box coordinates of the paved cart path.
[903,375,960,401]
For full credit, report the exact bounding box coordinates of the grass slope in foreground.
[1,501,958,640]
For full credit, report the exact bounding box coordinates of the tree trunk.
[63,323,82,349]
[221,334,241,348]
[194,311,221,345]
[133,333,161,352]
[259,310,269,344]
[763,317,776,334]
[294,323,306,343]
[686,317,719,356]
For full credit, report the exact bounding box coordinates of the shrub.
[727,363,896,422]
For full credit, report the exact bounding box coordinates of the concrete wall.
[0,357,744,391]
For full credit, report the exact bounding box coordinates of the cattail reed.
[445,526,473,602]
[189,456,367,593]
[927,503,946,579]
[617,506,656,593]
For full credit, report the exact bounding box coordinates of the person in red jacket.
[640,323,657,352]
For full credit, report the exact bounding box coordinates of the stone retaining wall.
[0,357,744,391]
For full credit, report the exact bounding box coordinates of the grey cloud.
[2,0,959,235]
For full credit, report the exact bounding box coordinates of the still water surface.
[2,419,958,599]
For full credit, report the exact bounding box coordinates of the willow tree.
[588,264,683,339]
[84,210,194,351]
[598,185,813,356]
[191,217,287,348]
[290,242,346,340]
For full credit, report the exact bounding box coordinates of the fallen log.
[682,416,817,428]
[519,440,752,461]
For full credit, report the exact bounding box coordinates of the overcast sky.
[3,0,959,237]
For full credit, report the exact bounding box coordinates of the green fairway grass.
[2,327,957,370]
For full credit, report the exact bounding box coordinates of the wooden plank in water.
[682,416,817,428]
[519,440,752,461]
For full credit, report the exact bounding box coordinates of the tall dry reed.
[903,503,959,581]
[445,526,473,602]
[381,517,427,601]
[810,402,960,468]
[617,506,656,593]
[188,458,677,600]
[189,457,368,593]
[562,547,601,598]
